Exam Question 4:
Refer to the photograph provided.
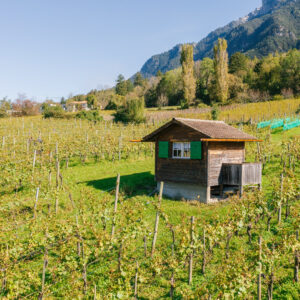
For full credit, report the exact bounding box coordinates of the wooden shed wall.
[155,124,208,185]
[208,142,245,186]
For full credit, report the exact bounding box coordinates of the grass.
[1,116,299,298]
[60,126,299,242]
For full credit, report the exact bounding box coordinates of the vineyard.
[0,100,299,299]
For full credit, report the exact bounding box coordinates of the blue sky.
[0,0,261,101]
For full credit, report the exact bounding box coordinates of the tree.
[60,97,66,105]
[114,97,145,124]
[213,38,229,103]
[115,74,133,96]
[134,72,144,87]
[195,58,214,104]
[156,69,183,106]
[229,52,248,74]
[0,97,11,117]
[12,99,40,116]
[180,44,196,106]
[280,49,300,95]
[0,97,11,111]
[156,70,163,77]
[115,74,127,96]
[157,94,168,108]
[86,94,97,109]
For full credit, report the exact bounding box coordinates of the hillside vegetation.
[139,0,300,77]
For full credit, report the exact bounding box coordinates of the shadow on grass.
[79,172,156,196]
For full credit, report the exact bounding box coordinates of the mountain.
[139,0,300,78]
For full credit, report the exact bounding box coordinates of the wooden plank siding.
[155,124,208,185]
[242,163,262,185]
[207,142,245,186]
[221,163,262,186]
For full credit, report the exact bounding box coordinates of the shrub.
[105,100,118,110]
[12,99,40,116]
[180,99,189,109]
[272,94,284,101]
[43,105,65,119]
[114,98,145,124]
[211,105,220,120]
[75,110,103,122]
[0,110,7,118]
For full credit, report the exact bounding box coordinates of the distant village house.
[66,101,89,112]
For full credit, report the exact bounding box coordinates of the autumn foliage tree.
[180,44,196,107]
[12,99,40,116]
[214,38,229,103]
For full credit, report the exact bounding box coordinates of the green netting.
[271,120,284,129]
[283,120,300,131]
[257,117,296,130]
[257,121,271,129]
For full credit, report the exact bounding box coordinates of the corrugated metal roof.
[143,118,258,141]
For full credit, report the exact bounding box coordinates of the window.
[172,142,190,159]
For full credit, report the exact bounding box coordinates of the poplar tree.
[214,38,229,103]
[180,44,196,106]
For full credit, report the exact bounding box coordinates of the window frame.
[172,142,191,159]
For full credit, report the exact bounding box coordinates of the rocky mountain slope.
[139,0,300,78]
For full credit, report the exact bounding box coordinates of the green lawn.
[1,124,299,298]
[61,126,299,243]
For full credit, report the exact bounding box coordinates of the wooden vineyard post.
[134,261,139,299]
[111,174,120,239]
[76,215,82,257]
[295,250,299,283]
[48,171,51,187]
[189,216,195,285]
[267,211,272,232]
[93,284,97,300]
[38,246,48,299]
[55,192,59,215]
[33,187,40,219]
[56,159,60,191]
[202,228,206,275]
[258,236,262,261]
[257,261,262,300]
[82,246,88,295]
[118,241,123,273]
[170,226,175,299]
[32,150,37,172]
[278,173,283,224]
[151,182,164,257]
[143,236,147,257]
[257,236,262,300]
[118,135,122,161]
[267,272,274,300]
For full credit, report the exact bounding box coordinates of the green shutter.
[191,141,202,159]
[158,141,169,158]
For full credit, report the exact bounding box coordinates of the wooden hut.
[142,118,262,203]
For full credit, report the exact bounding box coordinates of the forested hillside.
[139,0,300,78]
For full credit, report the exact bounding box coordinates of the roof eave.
[201,138,263,142]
